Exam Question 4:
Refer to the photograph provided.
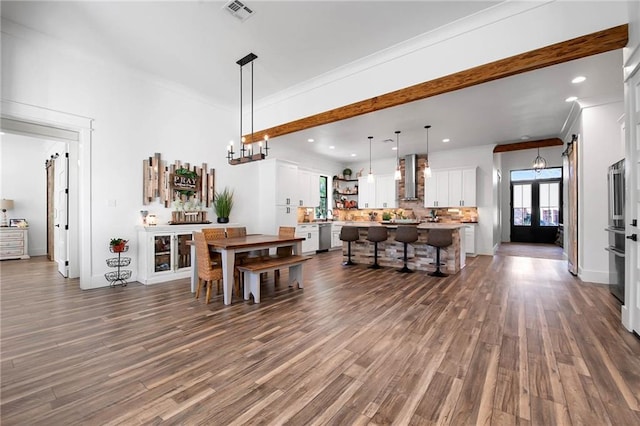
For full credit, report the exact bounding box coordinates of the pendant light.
[367,136,375,183]
[532,146,547,173]
[424,125,432,178]
[394,131,401,181]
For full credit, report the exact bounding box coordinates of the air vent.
[223,0,255,22]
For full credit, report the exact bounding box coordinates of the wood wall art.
[143,153,215,208]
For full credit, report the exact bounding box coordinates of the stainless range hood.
[403,154,418,200]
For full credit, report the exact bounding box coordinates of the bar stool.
[426,229,453,277]
[395,225,418,273]
[367,226,388,269]
[339,226,359,266]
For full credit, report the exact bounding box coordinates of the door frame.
[1,100,93,287]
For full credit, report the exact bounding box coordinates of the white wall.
[499,146,565,242]
[579,101,625,283]
[0,133,65,256]
[493,154,503,252]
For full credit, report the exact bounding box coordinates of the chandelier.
[532,146,547,173]
[227,52,269,165]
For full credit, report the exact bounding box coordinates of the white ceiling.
[1,1,624,162]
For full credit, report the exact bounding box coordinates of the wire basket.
[109,245,129,253]
[104,270,132,281]
[106,257,131,267]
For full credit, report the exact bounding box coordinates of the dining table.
[190,233,304,305]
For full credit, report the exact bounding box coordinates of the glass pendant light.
[367,136,375,183]
[532,146,547,173]
[424,125,432,178]
[394,130,401,180]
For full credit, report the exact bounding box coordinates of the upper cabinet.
[358,174,396,209]
[298,169,320,207]
[275,161,299,205]
[425,170,449,208]
[425,167,477,208]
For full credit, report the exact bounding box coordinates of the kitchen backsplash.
[301,206,478,223]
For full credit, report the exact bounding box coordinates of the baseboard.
[577,267,608,284]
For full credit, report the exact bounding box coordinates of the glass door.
[175,233,193,270]
[510,168,562,243]
[153,234,173,273]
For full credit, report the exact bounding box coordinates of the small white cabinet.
[298,169,320,207]
[425,170,449,207]
[464,224,476,255]
[137,224,227,285]
[358,177,375,209]
[275,161,299,206]
[0,228,29,260]
[331,223,343,248]
[259,159,300,235]
[296,224,319,253]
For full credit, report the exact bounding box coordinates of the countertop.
[337,222,467,230]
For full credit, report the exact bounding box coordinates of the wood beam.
[492,138,564,153]
[243,24,628,144]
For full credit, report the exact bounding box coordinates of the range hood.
[403,154,418,200]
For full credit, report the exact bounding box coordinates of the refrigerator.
[605,159,625,303]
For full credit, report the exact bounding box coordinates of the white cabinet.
[425,167,476,208]
[331,223,343,248]
[296,224,319,253]
[375,174,397,209]
[0,228,29,260]
[425,170,449,207]
[358,174,396,209]
[137,224,222,285]
[358,177,375,209]
[465,224,476,255]
[298,169,320,207]
[449,168,477,207]
[259,159,300,235]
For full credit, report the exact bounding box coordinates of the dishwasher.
[317,222,332,252]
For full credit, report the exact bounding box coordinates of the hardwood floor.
[1,251,639,425]
[496,243,565,260]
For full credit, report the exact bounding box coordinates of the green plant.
[110,238,127,246]
[343,168,352,177]
[382,212,392,221]
[213,187,234,218]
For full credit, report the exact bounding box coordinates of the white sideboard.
[0,228,30,260]
[137,223,235,285]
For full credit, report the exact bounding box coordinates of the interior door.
[628,65,640,334]
[46,157,55,261]
[510,178,561,243]
[54,151,69,277]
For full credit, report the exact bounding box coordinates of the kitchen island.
[340,222,467,274]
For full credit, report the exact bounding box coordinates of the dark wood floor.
[1,251,639,425]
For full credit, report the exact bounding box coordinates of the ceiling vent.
[223,0,255,22]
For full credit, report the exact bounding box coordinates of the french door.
[510,168,562,243]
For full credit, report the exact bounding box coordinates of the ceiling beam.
[243,24,628,144]
[492,138,564,153]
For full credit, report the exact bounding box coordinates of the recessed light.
[442,138,450,143]
[329,145,335,149]
[565,96,578,102]
[572,76,586,84]
[521,135,530,140]
[391,146,397,150]
[307,138,314,143]
[350,153,356,157]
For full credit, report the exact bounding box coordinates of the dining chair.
[225,227,247,238]
[225,226,251,292]
[273,226,296,279]
[202,227,225,265]
[193,232,223,304]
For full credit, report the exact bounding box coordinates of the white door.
[626,61,640,334]
[54,151,69,277]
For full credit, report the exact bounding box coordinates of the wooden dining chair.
[225,227,247,238]
[225,226,251,293]
[193,232,223,304]
[273,226,296,280]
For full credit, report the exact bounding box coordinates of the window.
[539,182,560,226]
[316,176,328,219]
[513,183,532,226]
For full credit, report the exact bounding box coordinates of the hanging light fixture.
[394,131,401,181]
[532,146,547,173]
[227,52,269,165]
[367,136,375,183]
[424,125,432,178]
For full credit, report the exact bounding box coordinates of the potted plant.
[110,238,128,252]
[343,168,352,179]
[213,187,234,223]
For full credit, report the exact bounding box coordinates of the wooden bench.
[236,255,312,303]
